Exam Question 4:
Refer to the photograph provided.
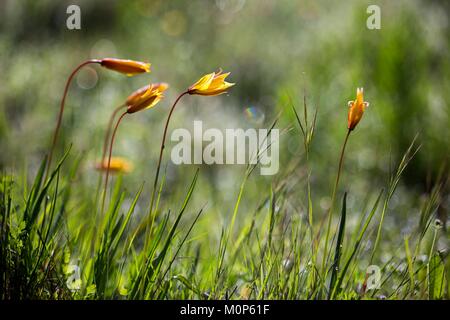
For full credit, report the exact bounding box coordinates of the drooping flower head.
[95,157,133,174]
[100,58,151,76]
[126,82,168,114]
[188,69,235,96]
[347,87,369,130]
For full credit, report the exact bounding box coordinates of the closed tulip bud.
[100,58,151,76]
[347,87,369,130]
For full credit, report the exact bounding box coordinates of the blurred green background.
[0,0,448,238]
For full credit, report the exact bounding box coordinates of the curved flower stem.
[102,104,127,165]
[94,104,126,211]
[145,90,189,249]
[321,129,351,277]
[45,59,101,181]
[101,111,128,216]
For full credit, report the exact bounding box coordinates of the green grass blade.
[428,254,445,299]
[328,192,347,299]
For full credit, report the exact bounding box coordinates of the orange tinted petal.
[126,83,168,114]
[100,58,151,76]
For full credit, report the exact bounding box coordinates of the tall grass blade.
[328,192,347,299]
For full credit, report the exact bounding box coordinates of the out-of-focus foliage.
[1,0,448,186]
[0,0,448,300]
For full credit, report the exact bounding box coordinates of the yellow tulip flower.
[188,70,235,96]
[126,82,168,114]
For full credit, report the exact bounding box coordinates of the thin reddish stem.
[94,104,126,210]
[101,111,127,215]
[321,129,351,275]
[144,91,188,249]
[102,104,126,165]
[45,59,101,181]
[155,92,188,187]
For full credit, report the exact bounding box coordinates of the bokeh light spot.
[160,10,187,37]
[76,67,98,90]
[90,39,117,58]
[215,0,246,13]
[244,106,265,125]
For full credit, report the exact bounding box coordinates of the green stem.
[428,225,438,261]
[370,198,389,264]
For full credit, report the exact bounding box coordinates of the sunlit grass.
[0,1,449,301]
[1,88,447,299]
